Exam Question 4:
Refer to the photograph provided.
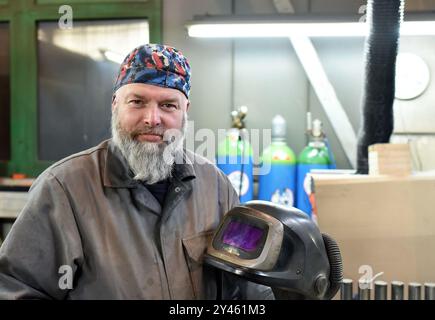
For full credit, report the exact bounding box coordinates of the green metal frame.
[0,0,162,177]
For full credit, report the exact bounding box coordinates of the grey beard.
[111,110,187,184]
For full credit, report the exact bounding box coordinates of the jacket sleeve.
[0,171,84,299]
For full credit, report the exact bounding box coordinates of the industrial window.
[0,23,10,161]
[37,19,149,161]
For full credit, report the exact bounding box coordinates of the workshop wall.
[163,0,366,168]
[163,0,435,169]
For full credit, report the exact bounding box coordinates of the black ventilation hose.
[356,0,405,174]
[322,233,343,300]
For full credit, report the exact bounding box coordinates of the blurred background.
[2,0,435,174]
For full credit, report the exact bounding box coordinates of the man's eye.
[128,100,142,106]
[161,103,177,109]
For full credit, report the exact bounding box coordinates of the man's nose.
[142,105,161,127]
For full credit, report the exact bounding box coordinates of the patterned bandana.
[113,44,191,98]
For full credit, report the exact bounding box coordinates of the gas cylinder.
[296,117,331,218]
[216,107,254,203]
[258,115,296,207]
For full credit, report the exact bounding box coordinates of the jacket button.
[175,187,181,193]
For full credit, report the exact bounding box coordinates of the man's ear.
[186,100,190,112]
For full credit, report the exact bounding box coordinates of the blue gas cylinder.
[217,128,254,203]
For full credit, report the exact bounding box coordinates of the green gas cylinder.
[258,115,297,207]
[296,118,331,218]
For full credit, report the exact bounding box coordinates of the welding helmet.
[204,201,343,300]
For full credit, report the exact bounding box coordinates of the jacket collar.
[172,150,196,183]
[103,139,196,188]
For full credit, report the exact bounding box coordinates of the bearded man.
[0,44,272,300]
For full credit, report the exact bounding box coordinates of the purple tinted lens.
[222,220,264,252]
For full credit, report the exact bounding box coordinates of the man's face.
[111,83,190,184]
[112,83,189,141]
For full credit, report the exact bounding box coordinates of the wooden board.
[313,173,435,299]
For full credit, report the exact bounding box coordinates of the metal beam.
[273,0,357,168]
[290,36,357,167]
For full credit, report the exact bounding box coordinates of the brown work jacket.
[0,139,272,299]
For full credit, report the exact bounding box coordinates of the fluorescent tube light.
[187,21,435,38]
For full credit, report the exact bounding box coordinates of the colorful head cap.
[113,44,191,98]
